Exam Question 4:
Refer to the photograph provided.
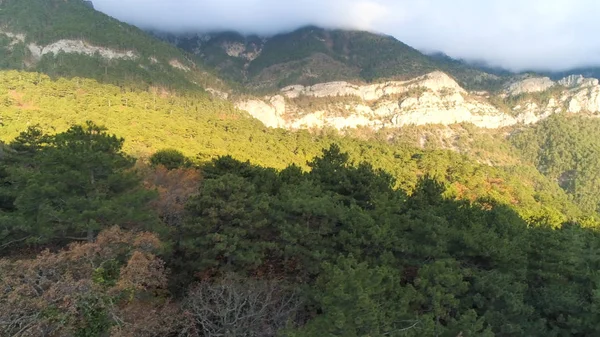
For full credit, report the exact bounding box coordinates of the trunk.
[88,169,95,242]
[87,227,95,242]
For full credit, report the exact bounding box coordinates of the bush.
[150,148,191,170]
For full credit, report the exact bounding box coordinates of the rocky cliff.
[235,72,600,130]
[0,29,192,71]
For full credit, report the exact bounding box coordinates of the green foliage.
[174,146,600,336]
[0,0,225,90]
[0,71,586,231]
[149,148,191,169]
[75,296,112,337]
[179,26,505,92]
[3,115,600,335]
[511,115,600,213]
[1,121,158,248]
[92,259,121,287]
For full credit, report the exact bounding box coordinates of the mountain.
[0,70,585,222]
[543,66,600,81]
[235,71,600,130]
[160,26,504,92]
[0,0,224,90]
[3,4,600,336]
[3,70,600,337]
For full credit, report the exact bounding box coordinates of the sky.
[92,0,600,72]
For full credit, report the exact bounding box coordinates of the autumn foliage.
[0,227,178,337]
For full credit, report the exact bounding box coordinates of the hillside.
[163,26,504,92]
[2,72,600,335]
[0,70,587,224]
[3,6,600,333]
[0,0,224,90]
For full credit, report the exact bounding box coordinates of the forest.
[1,119,600,336]
[1,70,600,336]
[1,0,600,334]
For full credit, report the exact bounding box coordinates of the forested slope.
[0,0,224,90]
[172,26,504,92]
[0,70,587,226]
[511,115,600,213]
[1,125,600,336]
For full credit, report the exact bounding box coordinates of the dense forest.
[1,72,600,337]
[511,115,600,214]
[1,121,600,336]
[0,71,590,226]
[1,0,600,334]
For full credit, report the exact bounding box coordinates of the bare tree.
[183,274,302,337]
[0,227,175,337]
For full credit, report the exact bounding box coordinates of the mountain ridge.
[158,26,505,93]
[0,0,225,90]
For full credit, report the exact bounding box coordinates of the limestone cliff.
[235,72,600,131]
[0,29,191,72]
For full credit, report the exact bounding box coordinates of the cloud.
[92,0,600,72]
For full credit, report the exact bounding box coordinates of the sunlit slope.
[0,70,586,225]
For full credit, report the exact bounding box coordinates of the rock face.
[0,29,195,70]
[221,41,262,61]
[565,86,600,113]
[83,0,94,9]
[506,76,555,95]
[558,75,599,88]
[0,29,25,48]
[168,59,190,71]
[236,72,600,131]
[27,40,138,61]
[1,30,139,61]
[281,71,465,101]
[237,96,286,128]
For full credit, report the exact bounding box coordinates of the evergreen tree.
[9,122,157,245]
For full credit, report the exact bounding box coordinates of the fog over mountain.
[92,0,600,72]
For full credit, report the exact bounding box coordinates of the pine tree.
[12,122,157,244]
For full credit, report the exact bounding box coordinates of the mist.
[92,0,600,72]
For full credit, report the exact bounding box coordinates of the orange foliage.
[144,165,202,227]
[117,250,167,291]
[0,227,177,336]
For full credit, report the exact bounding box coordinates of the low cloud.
[93,0,600,72]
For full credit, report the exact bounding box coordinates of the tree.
[11,122,158,245]
[149,148,191,170]
[183,274,301,337]
[0,227,178,337]
[179,173,273,275]
[143,165,201,227]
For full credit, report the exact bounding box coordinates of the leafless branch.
[183,274,301,337]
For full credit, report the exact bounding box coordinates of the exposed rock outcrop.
[281,71,465,101]
[1,29,139,61]
[205,88,229,100]
[83,0,94,9]
[564,86,600,113]
[236,96,286,128]
[237,72,600,131]
[506,76,555,95]
[168,59,190,71]
[221,41,262,61]
[559,75,599,88]
[27,40,138,61]
[0,30,25,48]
